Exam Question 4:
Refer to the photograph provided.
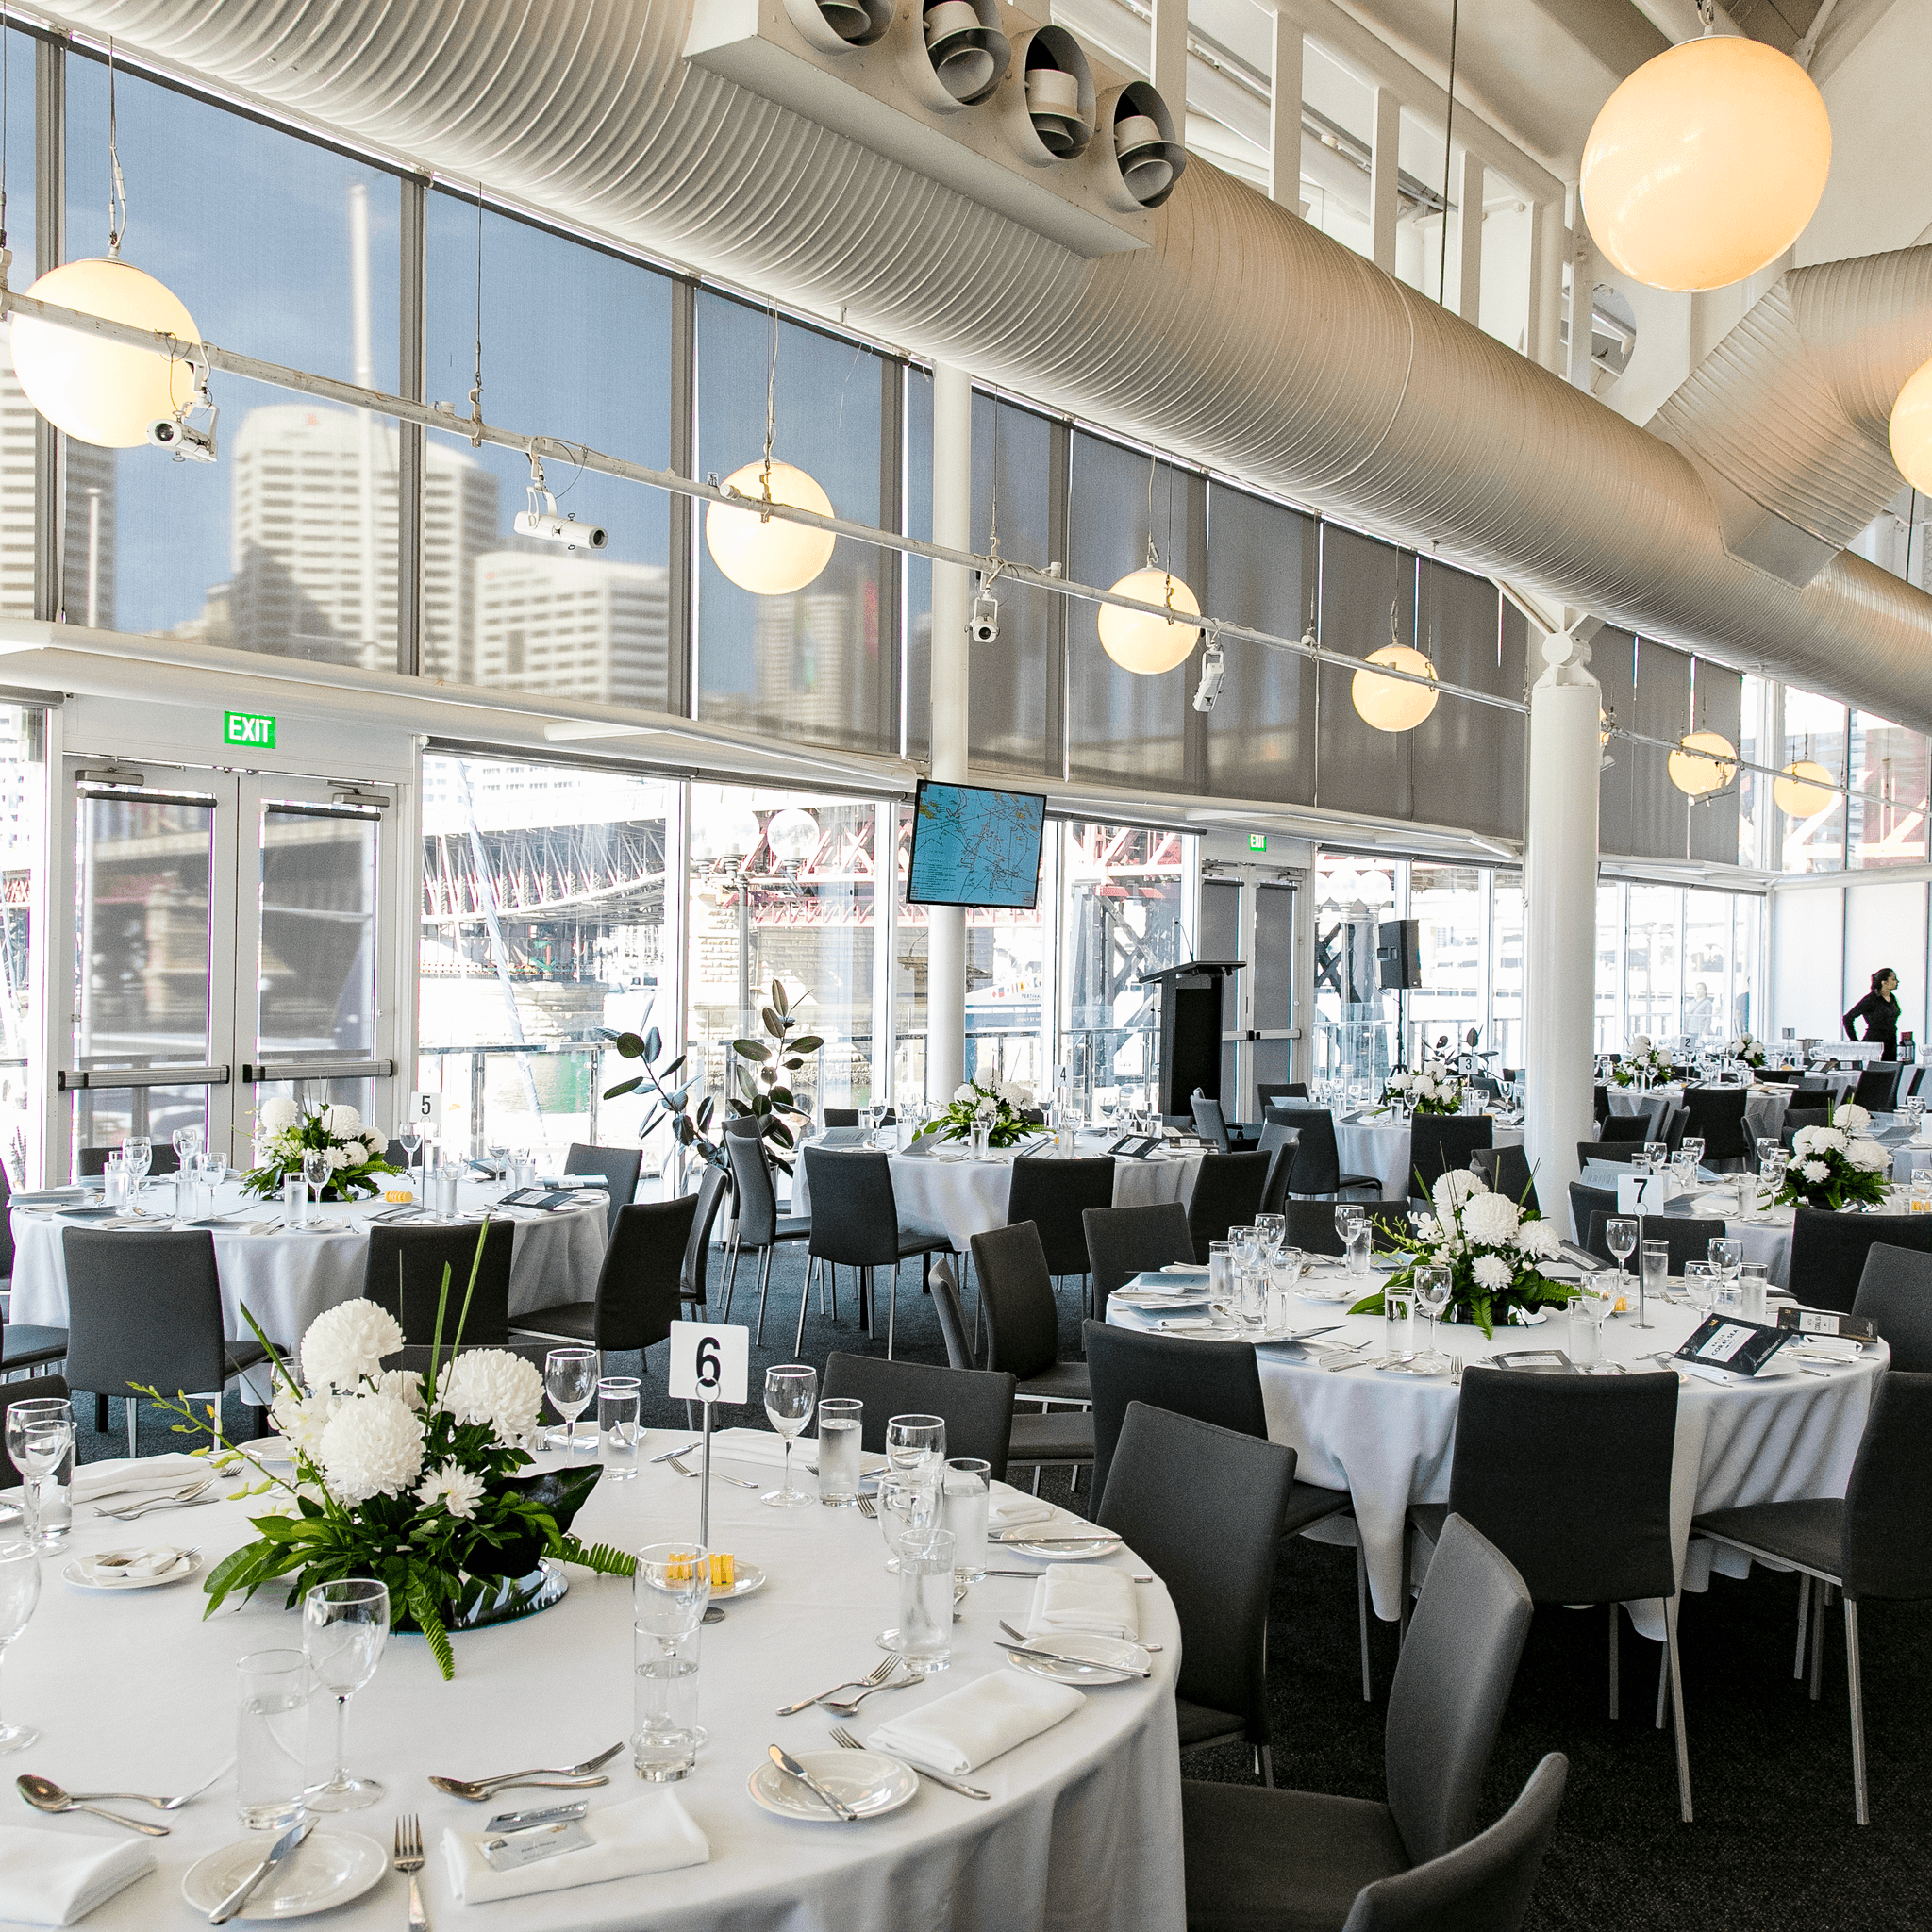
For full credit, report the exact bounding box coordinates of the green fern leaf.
[408,1578,456,1680]
[558,1535,637,1578]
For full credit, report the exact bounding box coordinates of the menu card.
[1673,1314,1790,1376]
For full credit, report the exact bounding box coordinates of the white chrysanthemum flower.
[954,1084,976,1105]
[1460,1191,1522,1245]
[374,1368,426,1413]
[364,1132,387,1160]
[438,1348,546,1447]
[415,1460,487,1520]
[325,1145,350,1173]
[301,1300,406,1393]
[1836,1104,1872,1134]
[269,1387,339,1456]
[1514,1218,1560,1259]
[1790,1125,1821,1157]
[1631,1036,1651,1053]
[1472,1254,1513,1291]
[259,1096,301,1134]
[1431,1169,1487,1222]
[1801,1159,1830,1184]
[1812,1126,1847,1155]
[322,1103,362,1136]
[1848,1140,1890,1173]
[318,1392,425,1503]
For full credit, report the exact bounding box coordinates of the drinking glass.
[17,1415,74,1552]
[123,1135,153,1194]
[1234,1262,1268,1334]
[545,1348,600,1454]
[1638,1239,1668,1331]
[1739,1261,1772,1324]
[1605,1217,1638,1280]
[101,1151,127,1212]
[1270,1247,1306,1318]
[885,1414,946,1485]
[1254,1212,1286,1257]
[762,1364,818,1508]
[1413,1263,1452,1369]
[0,1541,42,1754]
[1912,1170,1932,1216]
[170,1124,204,1177]
[1383,1286,1415,1360]
[1644,1141,1670,1172]
[1679,1137,1706,1169]
[1683,1261,1717,1317]
[237,1649,311,1829]
[942,1459,989,1582]
[896,1528,956,1675]
[633,1544,711,1781]
[282,1173,308,1228]
[5,1396,71,1546]
[1756,1136,1780,1174]
[598,1376,641,1479]
[302,1147,332,1210]
[1343,1222,1373,1277]
[1333,1204,1365,1245]
[815,1397,864,1507]
[1207,1239,1235,1302]
[1709,1237,1743,1312]
[877,1472,941,1574]
[301,1578,389,1811]
[969,1119,991,1159]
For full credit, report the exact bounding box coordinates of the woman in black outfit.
[1843,967,1901,1058]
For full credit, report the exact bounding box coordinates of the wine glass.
[1254,1212,1286,1258]
[1644,1141,1670,1173]
[761,1364,818,1509]
[302,1146,332,1213]
[1333,1204,1366,1246]
[1679,1137,1705,1173]
[122,1136,152,1212]
[301,1578,389,1810]
[1413,1263,1452,1371]
[544,1348,600,1454]
[1709,1237,1744,1311]
[0,1541,42,1753]
[885,1413,946,1492]
[633,1543,711,1775]
[1683,1261,1717,1318]
[398,1123,424,1187]
[877,1472,941,1574]
[170,1124,203,1170]
[1605,1216,1638,1281]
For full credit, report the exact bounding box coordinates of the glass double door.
[60,758,398,1181]
[1199,873,1298,1121]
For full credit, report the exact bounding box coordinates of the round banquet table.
[1606,1083,1790,1145]
[1331,1113,1525,1201]
[8,1432,1185,1932]
[790,1135,1206,1252]
[7,1179,608,1363]
[1108,1282,1882,1639]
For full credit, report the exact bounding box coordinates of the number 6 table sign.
[668,1321,749,1545]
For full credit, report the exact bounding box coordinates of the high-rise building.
[472,549,670,707]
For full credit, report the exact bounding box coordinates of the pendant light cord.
[1,4,10,264]
[106,38,126,258]
[465,181,484,445]
[1438,0,1458,308]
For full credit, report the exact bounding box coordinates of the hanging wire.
[106,38,126,258]
[1,4,10,261]
[1437,0,1459,308]
[464,181,484,444]
[759,306,779,516]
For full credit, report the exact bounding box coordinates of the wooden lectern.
[1137,960,1244,1117]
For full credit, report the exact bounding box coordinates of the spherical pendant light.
[1889,357,1932,493]
[707,459,836,595]
[1351,644,1439,732]
[1579,37,1830,291]
[1668,729,1738,797]
[1098,567,1200,674]
[11,258,200,446]
[1773,758,1836,818]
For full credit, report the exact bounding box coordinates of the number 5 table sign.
[668,1322,750,1545]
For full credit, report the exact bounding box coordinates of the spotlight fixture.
[1890,357,1932,493]
[1099,558,1201,675]
[513,454,607,550]
[1668,729,1738,798]
[1191,640,1225,712]
[1773,758,1836,818]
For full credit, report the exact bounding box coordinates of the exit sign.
[224,710,276,750]
[1248,832,1268,853]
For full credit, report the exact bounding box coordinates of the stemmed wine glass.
[122,1136,153,1213]
[302,1578,389,1810]
[1413,1263,1453,1372]
[18,1416,74,1554]
[302,1146,332,1219]
[4,1397,69,1535]
[1709,1237,1744,1311]
[1333,1204,1366,1246]
[1605,1216,1639,1285]
[0,1541,42,1754]
[1679,1137,1706,1172]
[170,1124,203,1183]
[1683,1261,1717,1319]
[762,1364,819,1508]
[544,1348,600,1454]
[398,1123,424,1190]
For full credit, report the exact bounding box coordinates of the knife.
[768,1744,858,1822]
[996,1640,1152,1678]
[989,1531,1120,1545]
[485,1799,591,1833]
[209,1815,315,1923]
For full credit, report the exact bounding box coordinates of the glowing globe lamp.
[1773,758,1836,818]
[11,258,200,447]
[1098,568,1200,674]
[1351,644,1439,731]
[1890,357,1932,494]
[1668,729,1738,797]
[707,460,836,595]
[1580,38,1830,291]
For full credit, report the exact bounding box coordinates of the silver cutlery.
[649,1442,703,1465]
[982,1567,1056,1578]
[769,1743,858,1822]
[428,1741,624,1801]
[485,1799,589,1833]
[94,1478,215,1520]
[777,1657,898,1718]
[829,1724,989,1800]
[663,1454,760,1491]
[16,1759,229,1811]
[989,1532,1119,1547]
[1329,1354,1396,1374]
[1002,1616,1162,1654]
[996,1640,1153,1678]
[16,1774,171,1836]
[392,1813,427,1932]
[857,1494,878,1519]
[819,1671,915,1715]
[211,1815,313,1923]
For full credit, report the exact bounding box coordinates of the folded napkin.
[1025,1564,1139,1642]
[0,1826,156,1926]
[703,1427,886,1476]
[441,1792,708,1905]
[866,1670,1084,1775]
[71,1454,207,1507]
[76,1545,192,1582]
[985,1483,1053,1530]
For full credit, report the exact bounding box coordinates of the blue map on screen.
[908,782,1045,908]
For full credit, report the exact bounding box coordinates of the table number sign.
[1674,1315,1790,1377]
[668,1321,751,1546]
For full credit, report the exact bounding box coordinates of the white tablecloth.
[791,1139,1205,1253]
[1606,1085,1787,1145]
[11,1433,1184,1932]
[8,1181,608,1355]
[1332,1116,1526,1202]
[1108,1288,1880,1638]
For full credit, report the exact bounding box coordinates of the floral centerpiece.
[1727,1033,1768,1070]
[242,1098,400,1202]
[144,1236,630,1678]
[1775,1103,1890,1211]
[1348,1170,1572,1338]
[1611,1038,1674,1088]
[1382,1060,1462,1116]
[933,1076,1038,1148]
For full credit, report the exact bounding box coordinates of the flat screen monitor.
[906,779,1046,909]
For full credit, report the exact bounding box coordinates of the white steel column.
[1452,148,1483,322]
[1369,88,1401,274]
[927,361,972,1102]
[1524,626,1602,1207]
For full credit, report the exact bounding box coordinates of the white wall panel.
[1772,885,1844,1043]
[1843,879,1928,1050]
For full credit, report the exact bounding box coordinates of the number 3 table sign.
[668,1321,750,1545]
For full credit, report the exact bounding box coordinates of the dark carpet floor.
[72,1241,1931,1929]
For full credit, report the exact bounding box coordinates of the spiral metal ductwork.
[44,0,1932,731]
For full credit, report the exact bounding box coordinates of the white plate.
[716,1560,766,1599]
[62,1547,202,1591]
[995,1531,1124,1561]
[180,1832,387,1921]
[1007,1633,1152,1684]
[747,1749,919,1823]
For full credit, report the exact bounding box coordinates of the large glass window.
[1408,863,1489,1060]
[1490,872,1524,1071]
[1781,689,1847,873]
[0,25,37,623]
[1847,711,1927,869]
[0,707,38,1178]
[1681,888,1732,1049]
[1624,884,1682,1043]
[1595,880,1625,1051]
[1310,853,1399,1088]
[425,194,674,701]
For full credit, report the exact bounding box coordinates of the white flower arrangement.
[1611,1041,1675,1088]
[242,1098,401,1203]
[934,1076,1038,1148]
[1777,1101,1890,1211]
[1727,1034,1768,1068]
[1383,1059,1463,1116]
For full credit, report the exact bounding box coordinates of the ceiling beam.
[1521,0,1672,76]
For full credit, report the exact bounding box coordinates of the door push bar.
[59,1065,232,1091]
[241,1059,395,1083]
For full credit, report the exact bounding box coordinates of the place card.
[1673,1314,1790,1376]
[1775,1307,1877,1343]
[1491,1349,1581,1374]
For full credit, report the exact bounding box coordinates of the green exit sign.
[224,710,276,750]
[1248,832,1268,853]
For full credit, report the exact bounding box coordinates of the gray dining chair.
[560,1142,642,1236]
[1850,1243,1932,1370]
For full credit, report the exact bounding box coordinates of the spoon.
[16,1775,171,1836]
[427,1741,624,1802]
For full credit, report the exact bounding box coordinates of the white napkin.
[0,1826,156,1925]
[1024,1564,1139,1642]
[985,1482,1053,1530]
[441,1792,708,1905]
[702,1428,886,1476]
[76,1545,192,1582]
[70,1454,207,1507]
[866,1670,1084,1774]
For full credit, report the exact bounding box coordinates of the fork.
[857,1494,878,1519]
[829,1724,990,1801]
[819,1670,915,1715]
[95,1479,215,1519]
[776,1656,898,1718]
[393,1814,427,1931]
[663,1454,760,1491]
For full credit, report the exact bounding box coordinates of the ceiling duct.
[39,0,1932,733]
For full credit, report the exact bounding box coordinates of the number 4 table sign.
[667,1321,750,1545]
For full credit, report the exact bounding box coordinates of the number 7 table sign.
[668,1322,750,1544]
